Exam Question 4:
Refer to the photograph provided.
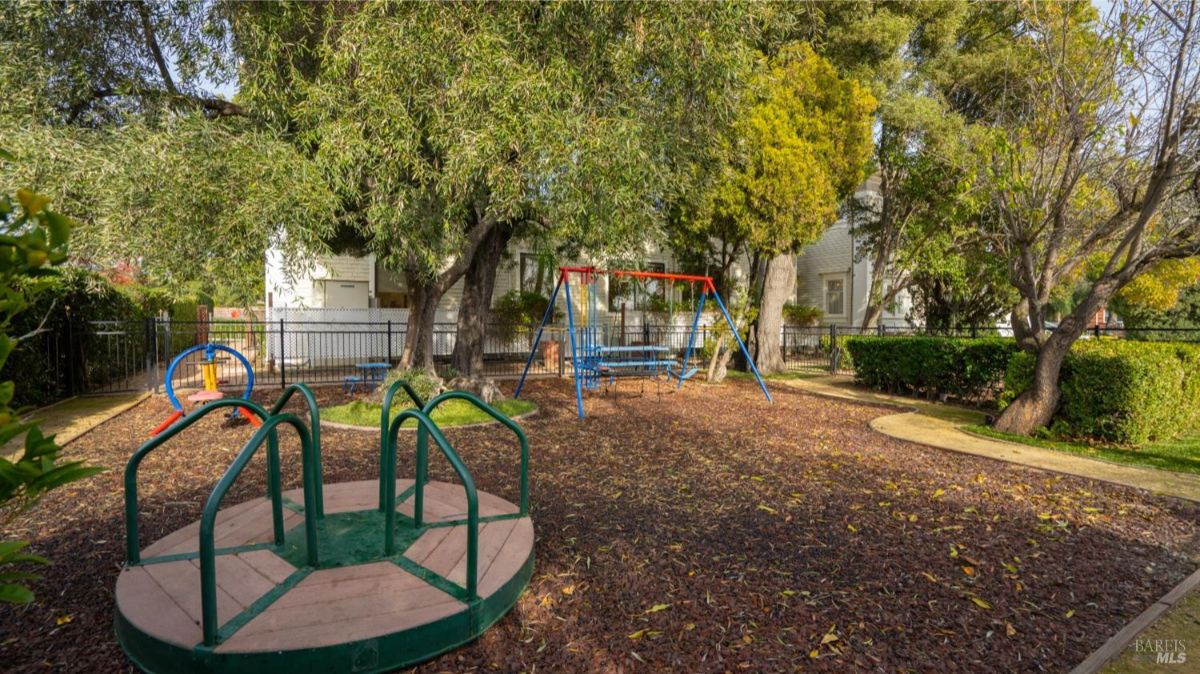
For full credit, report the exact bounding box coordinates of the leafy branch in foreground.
[0,159,104,604]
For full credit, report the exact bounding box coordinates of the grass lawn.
[724,369,825,382]
[322,398,536,428]
[965,424,1200,475]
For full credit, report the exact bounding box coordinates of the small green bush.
[783,303,822,326]
[1002,340,1200,445]
[846,336,1018,402]
[491,290,559,340]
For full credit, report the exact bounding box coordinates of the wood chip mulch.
[1,378,1198,673]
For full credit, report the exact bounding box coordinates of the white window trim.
[823,273,848,318]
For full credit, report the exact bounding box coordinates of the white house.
[266,235,910,330]
[264,183,912,329]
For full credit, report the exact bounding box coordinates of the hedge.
[1002,340,1200,445]
[3,268,156,407]
[845,336,1018,402]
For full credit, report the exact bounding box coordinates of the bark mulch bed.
[2,378,1199,673]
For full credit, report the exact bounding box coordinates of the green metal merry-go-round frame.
[115,381,532,674]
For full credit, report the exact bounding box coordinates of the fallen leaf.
[561,585,575,596]
[1006,622,1017,636]
[55,615,72,626]
[644,603,670,614]
[628,629,646,640]
[969,596,992,609]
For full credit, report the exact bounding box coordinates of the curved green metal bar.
[270,383,325,518]
[382,409,478,600]
[421,390,529,515]
[124,399,277,565]
[199,413,318,647]
[377,379,427,510]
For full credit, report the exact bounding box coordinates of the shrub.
[1001,340,1200,444]
[783,303,822,326]
[4,267,154,407]
[491,290,559,341]
[846,336,1019,402]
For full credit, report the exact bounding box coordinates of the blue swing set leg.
[678,289,708,389]
[711,289,772,403]
[514,276,563,400]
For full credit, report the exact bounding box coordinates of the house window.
[608,262,666,311]
[519,253,540,294]
[825,277,845,316]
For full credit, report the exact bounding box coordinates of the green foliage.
[1002,341,1200,445]
[4,268,152,407]
[783,303,822,326]
[677,43,876,270]
[0,179,103,604]
[233,3,765,279]
[322,398,535,430]
[490,290,559,341]
[373,369,444,408]
[846,336,1019,402]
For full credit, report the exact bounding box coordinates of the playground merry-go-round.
[116,380,532,674]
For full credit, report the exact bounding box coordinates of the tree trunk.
[399,276,441,372]
[451,224,513,376]
[991,331,1070,434]
[860,247,890,330]
[706,333,730,383]
[994,279,1119,435]
[751,253,792,374]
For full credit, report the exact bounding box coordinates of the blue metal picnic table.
[344,362,391,393]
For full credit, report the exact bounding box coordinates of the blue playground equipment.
[515,265,771,418]
[151,343,258,435]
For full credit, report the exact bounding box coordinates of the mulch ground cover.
[2,378,1199,673]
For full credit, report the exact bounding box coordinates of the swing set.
[514,266,771,419]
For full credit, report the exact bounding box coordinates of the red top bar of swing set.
[558,265,717,292]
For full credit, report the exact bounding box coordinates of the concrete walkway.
[778,375,1200,503]
[3,392,148,459]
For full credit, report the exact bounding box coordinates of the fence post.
[279,319,287,388]
[557,328,565,377]
[971,324,978,338]
[387,320,393,364]
[877,322,884,337]
[829,324,838,374]
[143,317,155,392]
[1094,324,1101,339]
[64,310,76,396]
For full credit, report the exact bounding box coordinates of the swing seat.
[186,390,225,404]
[668,366,700,382]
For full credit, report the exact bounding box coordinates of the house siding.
[266,213,912,327]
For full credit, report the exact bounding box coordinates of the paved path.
[778,375,1200,503]
[3,392,148,459]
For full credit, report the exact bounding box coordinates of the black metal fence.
[22,316,1200,401]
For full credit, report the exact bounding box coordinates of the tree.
[0,2,332,304]
[677,43,874,373]
[231,2,763,373]
[981,1,1200,435]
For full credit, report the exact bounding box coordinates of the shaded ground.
[2,378,1199,673]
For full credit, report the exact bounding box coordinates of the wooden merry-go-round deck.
[115,479,534,674]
